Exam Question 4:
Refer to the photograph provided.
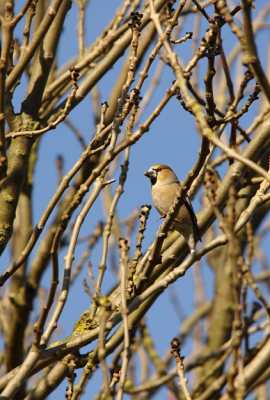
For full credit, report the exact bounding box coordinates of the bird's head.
[144,164,179,187]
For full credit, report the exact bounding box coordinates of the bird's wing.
[184,196,202,242]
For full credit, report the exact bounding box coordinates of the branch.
[5,0,64,91]
[171,338,192,400]
[116,238,131,400]
[6,68,80,139]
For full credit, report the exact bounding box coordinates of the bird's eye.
[157,167,162,172]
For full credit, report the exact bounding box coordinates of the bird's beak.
[144,168,156,179]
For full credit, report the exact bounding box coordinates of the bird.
[144,164,201,254]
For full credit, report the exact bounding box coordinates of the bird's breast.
[151,185,176,215]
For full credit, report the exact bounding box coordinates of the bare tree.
[0,0,270,399]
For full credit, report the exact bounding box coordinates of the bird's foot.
[157,213,167,222]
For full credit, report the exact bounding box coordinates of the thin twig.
[171,338,192,400]
[116,238,131,400]
[39,170,115,347]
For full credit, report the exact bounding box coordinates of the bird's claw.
[157,213,167,222]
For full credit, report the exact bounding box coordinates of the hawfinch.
[144,164,201,254]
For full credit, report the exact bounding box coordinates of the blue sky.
[2,0,270,398]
